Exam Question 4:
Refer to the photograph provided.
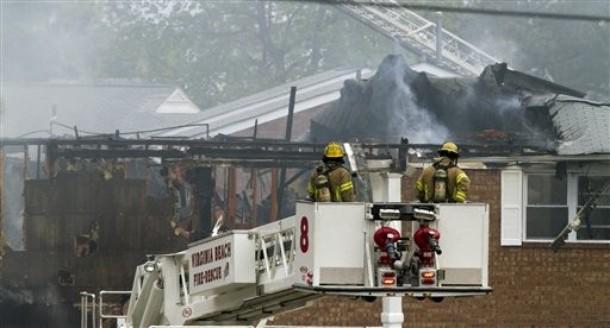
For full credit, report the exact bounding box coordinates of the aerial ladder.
[335,0,499,76]
[83,145,491,328]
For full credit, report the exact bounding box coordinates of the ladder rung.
[336,0,497,75]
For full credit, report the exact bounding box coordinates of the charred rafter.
[0,137,552,166]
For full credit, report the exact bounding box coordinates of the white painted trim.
[521,167,610,243]
[156,89,201,114]
[501,169,523,246]
[567,174,578,241]
[522,172,568,241]
[202,92,340,137]
[162,71,369,137]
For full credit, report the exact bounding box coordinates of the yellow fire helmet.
[439,142,459,156]
[323,142,345,159]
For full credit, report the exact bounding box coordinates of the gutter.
[460,154,610,164]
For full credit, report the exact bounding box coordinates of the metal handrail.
[80,292,96,328]
[99,290,131,318]
[255,228,296,280]
[99,290,131,328]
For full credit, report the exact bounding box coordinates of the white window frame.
[522,171,570,242]
[573,174,610,242]
[501,165,610,246]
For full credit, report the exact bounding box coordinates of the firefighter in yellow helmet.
[308,142,355,202]
[415,142,470,203]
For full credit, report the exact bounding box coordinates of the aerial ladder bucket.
[87,201,490,328]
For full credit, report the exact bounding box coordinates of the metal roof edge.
[461,154,610,163]
[160,68,373,137]
[554,95,610,107]
[186,68,371,122]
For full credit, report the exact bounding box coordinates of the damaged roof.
[160,63,466,139]
[159,68,375,138]
[547,95,610,155]
[309,56,608,155]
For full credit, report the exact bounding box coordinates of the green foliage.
[2,2,109,80]
[96,1,393,107]
[2,0,608,106]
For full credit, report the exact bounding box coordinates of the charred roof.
[310,55,605,155]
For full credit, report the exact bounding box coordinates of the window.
[525,174,568,240]
[576,177,610,240]
[501,167,610,246]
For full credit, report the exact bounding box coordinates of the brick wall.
[271,169,610,327]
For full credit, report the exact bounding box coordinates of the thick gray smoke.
[311,54,560,149]
[0,285,33,305]
[372,56,449,143]
[310,55,449,144]
[2,155,26,251]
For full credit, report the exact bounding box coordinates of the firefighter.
[416,142,470,203]
[308,142,355,202]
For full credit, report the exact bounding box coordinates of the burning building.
[310,54,585,148]
[1,54,609,327]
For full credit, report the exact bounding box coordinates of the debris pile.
[311,54,586,150]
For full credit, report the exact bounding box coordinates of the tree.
[427,0,610,97]
[97,1,393,107]
[4,0,607,105]
[2,2,109,81]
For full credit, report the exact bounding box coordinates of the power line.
[281,0,610,23]
[51,121,210,138]
[17,130,51,138]
[119,123,210,136]
[52,121,107,136]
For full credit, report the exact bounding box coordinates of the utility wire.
[120,123,210,136]
[51,120,209,138]
[16,130,51,138]
[283,0,610,23]
[52,121,107,136]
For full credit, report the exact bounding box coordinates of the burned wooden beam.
[55,148,186,159]
[0,137,553,166]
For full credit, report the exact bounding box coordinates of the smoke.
[310,55,450,144]
[2,154,26,251]
[0,284,79,327]
[444,0,610,96]
[371,55,449,143]
[494,94,522,115]
[0,286,34,305]
[461,26,525,70]
[311,54,557,149]
[2,3,106,82]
